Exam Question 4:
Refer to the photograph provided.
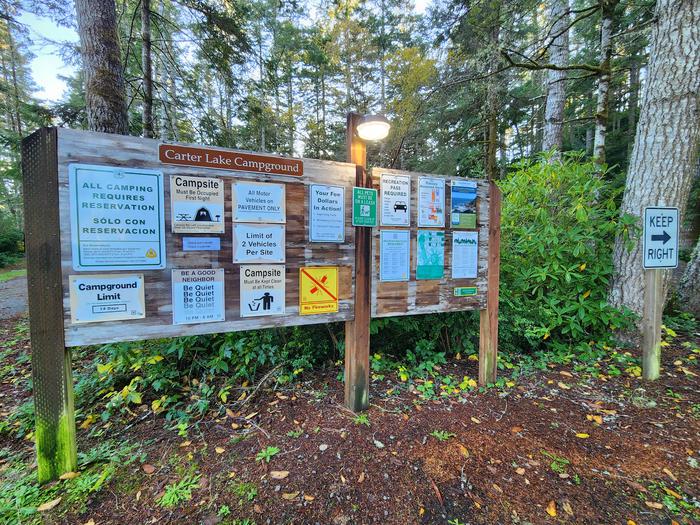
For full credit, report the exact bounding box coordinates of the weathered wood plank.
[479,182,501,385]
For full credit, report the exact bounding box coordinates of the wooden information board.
[26,128,357,347]
[370,168,490,317]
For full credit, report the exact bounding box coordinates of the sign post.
[642,207,679,380]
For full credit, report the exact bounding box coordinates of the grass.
[0,268,25,282]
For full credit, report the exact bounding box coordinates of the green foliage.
[353,413,370,427]
[231,481,258,503]
[157,473,201,508]
[429,430,455,442]
[498,155,634,352]
[255,446,280,463]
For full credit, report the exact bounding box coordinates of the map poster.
[380,173,411,226]
[69,164,166,271]
[170,175,225,233]
[416,230,445,279]
[172,269,225,325]
[379,230,410,282]
[69,274,145,324]
[451,180,477,229]
[418,177,445,227]
[232,181,285,223]
[240,265,286,317]
[233,224,285,263]
[309,184,345,242]
[452,231,478,279]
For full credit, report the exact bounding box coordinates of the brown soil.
[1,316,699,525]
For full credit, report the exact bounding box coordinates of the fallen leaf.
[557,382,571,390]
[626,520,636,525]
[471,417,481,424]
[662,467,677,481]
[645,501,663,509]
[179,440,192,447]
[559,371,573,378]
[358,472,365,483]
[663,487,682,499]
[37,497,61,512]
[515,467,525,475]
[561,499,573,516]
[340,474,347,483]
[215,447,225,454]
[575,433,590,439]
[254,503,263,513]
[270,470,289,480]
[457,444,469,457]
[430,478,444,506]
[282,491,299,500]
[231,422,240,430]
[142,464,156,474]
[511,426,523,433]
[83,520,95,525]
[586,414,603,425]
[59,471,79,480]
[545,500,557,517]
[419,507,425,516]
[559,473,569,479]
[245,411,259,420]
[492,483,503,494]
[225,408,235,418]
[136,490,141,501]
[303,494,315,502]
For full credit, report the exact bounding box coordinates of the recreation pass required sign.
[299,267,338,315]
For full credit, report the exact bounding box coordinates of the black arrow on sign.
[651,230,671,244]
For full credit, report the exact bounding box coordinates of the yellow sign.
[299,267,338,315]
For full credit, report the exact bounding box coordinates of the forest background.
[0,0,698,426]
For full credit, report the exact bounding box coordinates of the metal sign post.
[641,207,679,380]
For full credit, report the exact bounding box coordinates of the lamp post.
[344,112,390,412]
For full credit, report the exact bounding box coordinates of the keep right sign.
[643,207,679,269]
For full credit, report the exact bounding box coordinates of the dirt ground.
[0,273,27,320]
[0,315,698,525]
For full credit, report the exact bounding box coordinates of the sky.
[20,0,431,104]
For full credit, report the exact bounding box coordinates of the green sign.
[454,286,477,297]
[416,230,445,279]
[352,187,377,227]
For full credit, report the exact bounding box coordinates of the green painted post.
[22,128,78,482]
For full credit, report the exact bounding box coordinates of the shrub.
[498,153,635,352]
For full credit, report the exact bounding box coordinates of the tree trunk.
[627,59,640,158]
[75,0,129,134]
[593,0,618,164]
[609,0,700,321]
[485,1,501,180]
[141,0,153,138]
[542,0,569,154]
[678,240,700,316]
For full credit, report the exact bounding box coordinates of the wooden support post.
[344,113,370,412]
[22,128,77,483]
[642,269,663,380]
[479,181,501,386]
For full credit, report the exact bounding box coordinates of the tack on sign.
[299,267,338,315]
[643,207,679,269]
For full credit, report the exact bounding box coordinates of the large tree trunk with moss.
[678,241,700,316]
[609,0,700,320]
[141,0,154,138]
[75,0,128,134]
[542,0,569,154]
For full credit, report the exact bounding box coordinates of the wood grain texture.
[55,128,357,347]
[479,182,501,386]
[370,167,490,318]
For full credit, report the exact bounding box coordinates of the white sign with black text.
[643,207,679,269]
[380,173,411,226]
[171,268,225,325]
[309,184,345,242]
[452,231,478,279]
[233,223,285,263]
[240,265,286,317]
[232,181,286,223]
[69,274,145,324]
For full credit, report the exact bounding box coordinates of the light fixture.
[356,114,391,141]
